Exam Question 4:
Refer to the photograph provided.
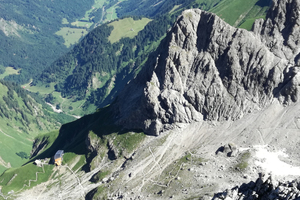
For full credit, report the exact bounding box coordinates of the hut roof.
[54,150,64,160]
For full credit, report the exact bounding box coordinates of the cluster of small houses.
[34,150,64,167]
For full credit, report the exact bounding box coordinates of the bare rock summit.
[114,0,300,135]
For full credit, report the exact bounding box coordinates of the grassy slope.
[210,0,271,30]
[0,163,54,194]
[0,105,146,196]
[108,17,152,43]
[0,67,20,80]
[238,0,270,30]
[55,28,88,48]
[25,16,153,116]
[0,81,76,174]
[0,124,32,169]
[0,84,39,170]
[57,0,128,47]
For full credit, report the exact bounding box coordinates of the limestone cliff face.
[114,0,300,135]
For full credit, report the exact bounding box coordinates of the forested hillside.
[1,0,181,84]
[32,0,223,113]
[0,0,96,84]
[33,15,173,112]
[0,0,229,85]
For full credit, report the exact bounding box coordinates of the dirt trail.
[12,158,111,200]
[11,100,300,199]
[36,169,57,200]
[18,164,46,193]
[0,128,15,140]
[107,100,300,199]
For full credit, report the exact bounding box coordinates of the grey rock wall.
[114,0,300,135]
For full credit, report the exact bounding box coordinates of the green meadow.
[108,17,152,43]
[0,67,20,79]
[55,27,88,48]
[210,0,270,29]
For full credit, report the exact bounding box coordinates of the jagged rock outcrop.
[253,0,300,61]
[253,0,300,104]
[213,174,300,200]
[216,143,238,157]
[84,133,106,171]
[114,0,300,135]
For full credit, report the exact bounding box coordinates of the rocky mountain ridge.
[3,0,300,199]
[114,0,300,136]
[214,173,300,200]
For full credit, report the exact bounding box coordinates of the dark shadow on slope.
[272,66,296,99]
[294,53,300,65]
[92,61,142,109]
[85,188,98,200]
[196,11,216,52]
[26,106,113,159]
[26,103,145,173]
[281,2,296,46]
[255,0,272,7]
[215,146,225,155]
[212,175,278,199]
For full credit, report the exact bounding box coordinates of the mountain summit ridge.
[115,0,300,136]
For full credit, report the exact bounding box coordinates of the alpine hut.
[54,150,64,166]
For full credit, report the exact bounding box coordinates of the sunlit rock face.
[114,0,300,135]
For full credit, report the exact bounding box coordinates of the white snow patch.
[254,145,300,176]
